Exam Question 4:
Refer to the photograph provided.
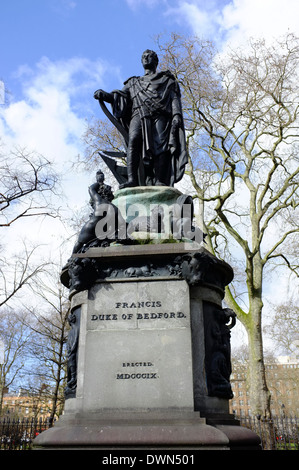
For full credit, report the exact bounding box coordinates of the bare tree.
[0,242,52,308]
[0,141,61,308]
[22,265,70,421]
[265,299,299,355]
[0,137,63,416]
[79,33,299,420]
[156,33,299,419]
[0,143,59,227]
[0,309,32,414]
[81,116,125,171]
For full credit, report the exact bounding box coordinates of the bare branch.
[0,145,60,227]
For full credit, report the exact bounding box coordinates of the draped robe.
[111,70,187,186]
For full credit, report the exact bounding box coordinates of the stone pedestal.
[81,279,193,410]
[34,243,260,450]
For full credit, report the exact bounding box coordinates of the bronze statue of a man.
[94,50,187,188]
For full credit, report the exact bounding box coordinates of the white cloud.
[172,2,212,37]
[3,91,82,171]
[165,0,220,37]
[165,0,299,48]
[0,56,118,255]
[0,81,4,105]
[221,0,299,47]
[126,0,164,9]
[2,56,109,171]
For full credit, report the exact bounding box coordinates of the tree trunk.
[225,250,272,418]
[49,337,65,423]
[244,253,271,419]
[247,301,272,419]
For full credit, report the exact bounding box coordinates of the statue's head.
[141,50,159,71]
[96,170,104,183]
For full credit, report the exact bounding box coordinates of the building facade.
[1,388,54,420]
[230,356,299,417]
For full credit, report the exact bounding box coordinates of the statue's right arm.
[94,89,114,104]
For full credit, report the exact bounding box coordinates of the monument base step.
[33,411,261,450]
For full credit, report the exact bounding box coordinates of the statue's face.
[141,50,157,70]
[96,172,104,183]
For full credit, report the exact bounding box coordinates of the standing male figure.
[94,50,187,188]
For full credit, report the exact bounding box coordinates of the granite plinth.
[78,279,193,411]
[34,243,260,450]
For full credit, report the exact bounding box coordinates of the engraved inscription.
[87,280,190,331]
[91,311,186,321]
[116,301,162,308]
[116,373,158,379]
[116,361,159,380]
[84,280,194,409]
[90,299,186,322]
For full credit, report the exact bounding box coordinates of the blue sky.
[1,0,207,103]
[0,0,298,347]
[2,0,298,103]
[1,0,298,245]
[1,0,298,217]
[0,0,298,257]
[1,0,175,100]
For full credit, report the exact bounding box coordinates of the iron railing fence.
[0,415,298,450]
[239,414,299,450]
[0,417,53,450]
